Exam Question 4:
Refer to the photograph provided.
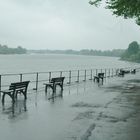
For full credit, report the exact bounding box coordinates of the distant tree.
[16,46,27,54]
[0,44,27,54]
[121,41,140,62]
[89,0,140,25]
[127,41,140,55]
[64,49,78,54]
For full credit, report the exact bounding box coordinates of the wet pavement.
[0,72,140,140]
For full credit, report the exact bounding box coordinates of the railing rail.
[0,67,139,96]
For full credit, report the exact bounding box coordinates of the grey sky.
[0,0,140,50]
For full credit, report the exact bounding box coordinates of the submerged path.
[0,72,140,140]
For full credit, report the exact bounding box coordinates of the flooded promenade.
[0,72,140,140]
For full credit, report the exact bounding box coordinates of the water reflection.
[45,88,63,103]
[2,100,28,120]
[97,80,104,87]
[67,82,89,95]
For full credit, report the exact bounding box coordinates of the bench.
[1,81,30,103]
[118,69,125,76]
[118,69,130,76]
[44,77,65,93]
[131,69,136,74]
[94,73,104,83]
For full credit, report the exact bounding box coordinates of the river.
[0,54,139,74]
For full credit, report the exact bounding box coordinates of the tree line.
[0,44,27,54]
[29,49,125,57]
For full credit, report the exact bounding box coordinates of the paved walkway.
[0,72,140,140]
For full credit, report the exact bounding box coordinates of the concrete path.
[0,72,140,140]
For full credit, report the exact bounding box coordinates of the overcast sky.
[0,0,140,50]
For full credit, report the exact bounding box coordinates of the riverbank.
[0,72,140,140]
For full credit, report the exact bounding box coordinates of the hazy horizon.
[0,0,140,50]
[28,48,124,51]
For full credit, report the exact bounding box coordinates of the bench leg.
[15,91,18,99]
[3,93,15,103]
[24,93,27,100]
[53,85,56,93]
[2,93,6,103]
[45,85,54,94]
[59,84,63,91]
[61,85,64,90]
[94,77,99,82]
[45,85,48,93]
[94,77,99,83]
[101,78,104,83]
[11,94,15,103]
[2,93,15,103]
[100,78,103,82]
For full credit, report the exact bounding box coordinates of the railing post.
[49,72,51,82]
[20,74,22,82]
[84,70,86,81]
[105,69,107,77]
[89,69,92,80]
[0,75,1,97]
[77,70,79,82]
[101,69,102,73]
[115,68,117,76]
[116,68,118,76]
[96,69,98,76]
[60,71,62,77]
[68,70,71,84]
[109,69,110,77]
[35,72,39,91]
[112,68,113,77]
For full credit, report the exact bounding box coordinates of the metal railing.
[0,67,139,96]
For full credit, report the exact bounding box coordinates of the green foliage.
[121,41,140,62]
[0,44,27,54]
[127,41,139,55]
[89,0,140,25]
